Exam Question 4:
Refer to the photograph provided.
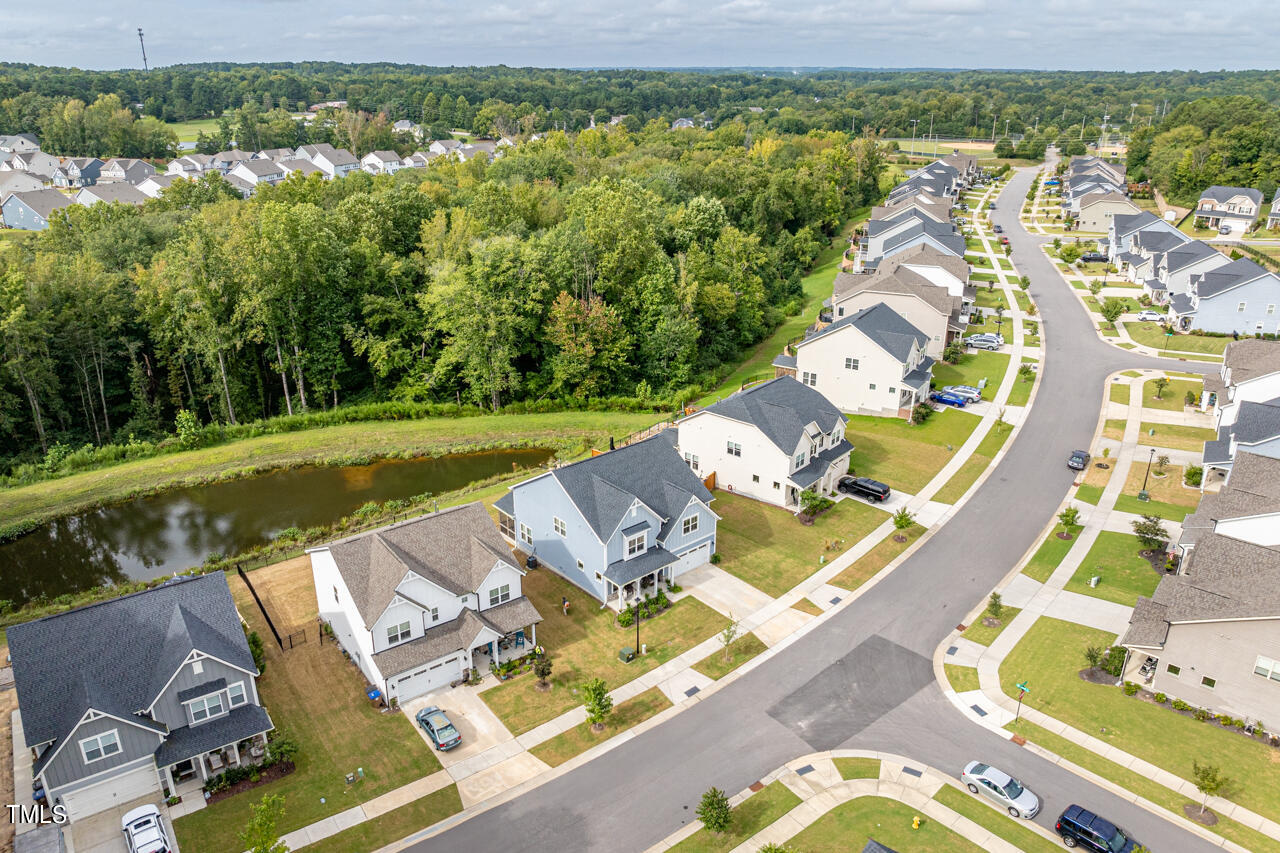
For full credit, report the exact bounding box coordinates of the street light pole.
[1140,447,1156,496]
[909,119,919,157]
[633,595,642,655]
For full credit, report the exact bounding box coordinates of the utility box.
[619,646,635,663]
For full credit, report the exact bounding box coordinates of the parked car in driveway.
[965,334,1002,351]
[930,390,969,407]
[1079,252,1109,264]
[416,706,463,750]
[1135,310,1164,322]
[837,475,891,502]
[960,761,1040,819]
[1067,449,1091,470]
[942,385,982,402]
[122,805,172,853]
[1055,804,1139,852]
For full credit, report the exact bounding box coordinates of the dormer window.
[794,451,807,468]
[625,533,646,558]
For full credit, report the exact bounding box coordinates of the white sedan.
[1135,310,1165,322]
[959,761,1041,819]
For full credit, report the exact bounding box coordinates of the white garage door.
[61,761,160,821]
[671,543,712,578]
[388,655,463,702]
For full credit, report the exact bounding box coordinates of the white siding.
[794,324,916,415]
[677,415,793,507]
[311,548,381,690]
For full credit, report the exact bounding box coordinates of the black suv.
[1055,805,1138,852]
[837,476,891,502]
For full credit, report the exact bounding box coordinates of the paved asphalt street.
[415,157,1220,852]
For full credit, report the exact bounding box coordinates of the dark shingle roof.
[8,188,73,219]
[8,574,257,750]
[1199,186,1264,208]
[790,439,855,488]
[545,430,712,543]
[604,547,678,586]
[1223,339,1280,382]
[1193,258,1271,299]
[370,597,540,675]
[1230,398,1280,444]
[801,302,928,362]
[323,502,518,628]
[176,678,227,703]
[1161,240,1221,273]
[154,704,273,767]
[703,376,845,457]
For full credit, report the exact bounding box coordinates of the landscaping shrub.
[1184,465,1203,487]
[1123,681,1139,696]
[1172,698,1192,711]
[1100,646,1125,678]
[1194,708,1212,722]
[245,628,267,675]
[1154,692,1167,704]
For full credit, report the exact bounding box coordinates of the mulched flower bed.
[1077,667,1115,685]
[205,761,295,806]
[1183,803,1219,826]
[1056,531,1074,540]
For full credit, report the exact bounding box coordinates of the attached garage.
[386,654,463,702]
[671,542,712,578]
[59,761,161,821]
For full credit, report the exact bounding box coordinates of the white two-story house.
[310,502,542,702]
[677,376,852,510]
[829,268,964,359]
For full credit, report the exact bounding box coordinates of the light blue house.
[495,432,718,609]
[1,188,73,230]
[1168,257,1280,335]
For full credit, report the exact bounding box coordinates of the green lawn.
[972,271,999,283]
[1114,461,1198,521]
[932,351,1012,400]
[931,422,1013,504]
[715,491,884,597]
[1142,378,1199,411]
[1124,323,1231,354]
[835,757,881,780]
[934,785,1060,853]
[997,257,1014,271]
[165,117,223,142]
[1001,618,1280,827]
[1113,494,1193,521]
[0,410,656,534]
[974,288,1009,310]
[945,664,981,692]
[692,633,768,680]
[1007,720,1280,853]
[1103,418,1127,441]
[301,785,463,853]
[480,571,724,735]
[1022,525,1083,582]
[175,575,444,853]
[1006,363,1037,407]
[846,410,982,492]
[1063,532,1162,606]
[962,606,1021,646]
[1108,382,1130,405]
[1137,422,1216,453]
[787,796,983,853]
[672,781,801,853]
[529,687,672,767]
[1074,484,1103,505]
[966,253,994,269]
[1013,290,1033,314]
[831,524,923,590]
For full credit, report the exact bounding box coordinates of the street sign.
[1016,681,1030,694]
[1014,680,1030,722]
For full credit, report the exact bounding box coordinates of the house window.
[1166,663,1181,677]
[553,516,567,537]
[577,559,585,572]
[227,682,247,708]
[794,451,806,468]
[387,620,411,644]
[684,452,699,471]
[773,481,780,489]
[1254,656,1280,682]
[334,586,340,604]
[1201,676,1216,690]
[595,571,603,582]
[191,660,203,675]
[430,607,439,623]
[752,474,760,482]
[682,515,699,536]
[838,307,845,317]
[79,730,121,764]
[498,511,515,539]
[726,441,742,457]
[802,371,818,387]
[489,584,511,607]
[845,357,859,370]
[1268,305,1276,315]
[888,387,896,395]
[1238,302,1247,312]
[189,693,226,724]
[817,434,824,448]
[519,523,533,545]
[869,383,877,391]
[626,533,646,557]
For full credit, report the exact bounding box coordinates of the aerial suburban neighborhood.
[2,17,1280,853]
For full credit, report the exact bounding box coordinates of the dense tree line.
[0,125,883,473]
[5,63,1280,159]
[1126,96,1280,207]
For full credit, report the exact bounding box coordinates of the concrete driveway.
[67,795,179,853]
[401,687,515,771]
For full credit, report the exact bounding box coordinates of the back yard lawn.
[672,781,801,853]
[845,409,982,492]
[715,491,884,597]
[1123,322,1231,355]
[174,563,443,853]
[933,351,1012,399]
[1063,532,1162,606]
[1022,524,1083,582]
[1001,618,1280,825]
[1141,378,1200,411]
[480,569,724,735]
[1136,422,1217,453]
[787,796,983,853]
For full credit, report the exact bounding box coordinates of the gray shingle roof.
[832,266,960,319]
[546,430,712,543]
[1112,211,1175,240]
[8,574,257,751]
[703,376,845,457]
[1223,339,1280,383]
[323,502,519,628]
[176,678,227,703]
[79,183,147,205]
[605,547,678,586]
[154,704,273,767]
[235,159,284,177]
[1229,398,1280,444]
[1161,240,1221,273]
[1192,257,1270,299]
[771,353,797,369]
[801,302,928,362]
[1131,230,1187,255]
[789,439,854,488]
[875,243,970,283]
[1199,185,1264,208]
[8,188,73,219]
[370,597,540,676]
[1169,292,1196,315]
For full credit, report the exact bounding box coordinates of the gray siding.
[1149,618,1280,723]
[1,197,49,230]
[603,504,665,566]
[510,474,609,600]
[41,715,163,791]
[1193,278,1280,335]
[150,657,256,730]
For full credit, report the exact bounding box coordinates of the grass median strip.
[830,525,923,591]
[1021,524,1082,582]
[300,785,464,853]
[529,687,672,768]
[1108,382,1130,405]
[933,784,1059,853]
[945,664,981,693]
[835,757,881,780]
[787,796,984,852]
[693,633,768,680]
[961,606,1020,646]
[933,422,1013,504]
[672,780,801,853]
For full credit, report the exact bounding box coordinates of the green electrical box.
[619,646,635,663]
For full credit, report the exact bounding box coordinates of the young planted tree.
[1132,514,1170,549]
[1084,645,1105,668]
[1152,376,1170,400]
[1058,505,1080,528]
[719,617,739,662]
[533,656,553,689]
[1156,454,1171,474]
[1018,275,1031,291]
[1088,279,1104,296]
[1192,761,1230,816]
[892,507,915,530]
[697,787,733,834]
[239,794,288,853]
[1099,298,1125,327]
[987,592,1004,620]
[581,677,613,732]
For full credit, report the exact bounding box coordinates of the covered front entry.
[604,546,680,611]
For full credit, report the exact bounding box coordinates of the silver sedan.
[959,761,1041,818]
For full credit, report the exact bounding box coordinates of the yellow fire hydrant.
[912,815,922,830]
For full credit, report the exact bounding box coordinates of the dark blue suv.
[1055,805,1139,852]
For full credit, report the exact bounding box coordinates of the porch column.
[530,622,537,648]
[231,741,241,766]
[198,755,208,781]
[161,764,174,798]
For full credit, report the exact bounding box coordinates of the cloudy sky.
[2,0,1278,71]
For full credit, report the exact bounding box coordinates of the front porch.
[156,704,274,799]
[470,624,537,673]
[603,547,681,612]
